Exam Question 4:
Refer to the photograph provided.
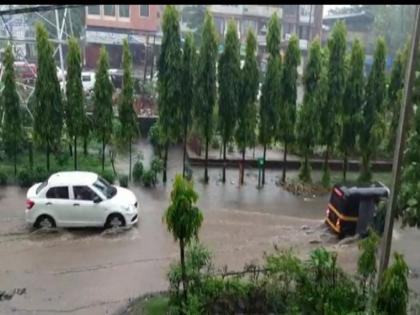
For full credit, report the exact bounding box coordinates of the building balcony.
[243,5,282,18]
[209,5,243,16]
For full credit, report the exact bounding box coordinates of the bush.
[151,157,163,182]
[211,137,220,150]
[33,166,49,182]
[142,169,155,187]
[132,160,144,183]
[0,171,7,185]
[148,122,162,150]
[101,170,115,184]
[17,169,33,187]
[119,175,128,188]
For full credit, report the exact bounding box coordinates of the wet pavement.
[0,141,419,314]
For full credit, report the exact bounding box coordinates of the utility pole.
[55,9,66,94]
[378,4,420,283]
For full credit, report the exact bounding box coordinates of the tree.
[218,20,240,183]
[33,22,63,171]
[180,33,196,178]
[340,39,365,181]
[65,37,84,170]
[158,5,182,183]
[387,48,407,152]
[259,13,281,186]
[1,45,23,175]
[398,90,420,228]
[279,35,300,183]
[93,46,113,172]
[296,38,322,183]
[118,39,138,180]
[163,174,203,303]
[359,38,386,182]
[181,5,206,47]
[195,9,218,183]
[236,30,259,185]
[320,21,346,186]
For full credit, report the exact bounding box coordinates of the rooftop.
[48,171,98,185]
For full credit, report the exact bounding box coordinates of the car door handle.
[73,203,80,206]
[46,202,52,206]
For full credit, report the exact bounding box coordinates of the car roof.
[48,171,98,186]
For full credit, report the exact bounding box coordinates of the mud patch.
[280,181,330,198]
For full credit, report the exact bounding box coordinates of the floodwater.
[0,140,419,315]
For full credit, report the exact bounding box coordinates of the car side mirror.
[93,196,102,203]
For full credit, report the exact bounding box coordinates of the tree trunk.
[46,141,50,172]
[83,136,88,156]
[240,148,245,185]
[163,142,168,183]
[129,139,132,181]
[204,136,209,183]
[29,141,33,170]
[222,141,226,183]
[325,146,329,169]
[282,141,288,183]
[182,121,188,178]
[74,136,77,170]
[14,140,17,176]
[180,238,188,303]
[262,144,266,185]
[102,134,105,172]
[343,149,348,182]
[69,143,73,157]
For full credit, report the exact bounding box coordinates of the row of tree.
[0,23,138,177]
[158,6,407,186]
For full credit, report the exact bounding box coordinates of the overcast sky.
[323,5,350,17]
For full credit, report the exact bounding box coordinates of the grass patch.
[123,294,169,315]
[0,146,114,185]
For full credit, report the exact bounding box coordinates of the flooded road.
[0,141,418,314]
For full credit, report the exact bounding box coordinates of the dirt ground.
[0,143,418,315]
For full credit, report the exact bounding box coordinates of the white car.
[25,171,138,229]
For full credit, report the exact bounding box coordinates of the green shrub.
[56,153,70,167]
[0,171,7,185]
[101,170,115,184]
[119,174,128,188]
[149,122,162,150]
[33,166,49,182]
[132,160,144,183]
[18,169,33,187]
[211,137,220,149]
[142,169,155,187]
[151,157,163,183]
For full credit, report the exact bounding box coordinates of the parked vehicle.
[0,61,37,83]
[325,182,389,238]
[25,171,138,229]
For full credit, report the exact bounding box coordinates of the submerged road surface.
[0,143,418,314]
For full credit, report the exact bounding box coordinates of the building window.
[140,5,149,17]
[119,5,130,18]
[299,25,309,40]
[87,5,100,15]
[103,5,116,17]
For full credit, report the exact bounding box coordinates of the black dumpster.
[325,182,390,238]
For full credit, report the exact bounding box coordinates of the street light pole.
[377,4,420,282]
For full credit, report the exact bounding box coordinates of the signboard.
[86,30,147,45]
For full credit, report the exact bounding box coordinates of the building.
[280,5,323,50]
[321,11,392,72]
[84,4,162,71]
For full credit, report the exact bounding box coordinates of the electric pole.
[378,4,420,282]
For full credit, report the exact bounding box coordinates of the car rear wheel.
[35,215,56,229]
[105,214,125,229]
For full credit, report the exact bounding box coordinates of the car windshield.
[93,177,117,199]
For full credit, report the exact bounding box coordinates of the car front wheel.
[105,214,125,229]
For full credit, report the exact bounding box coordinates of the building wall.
[85,5,161,33]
